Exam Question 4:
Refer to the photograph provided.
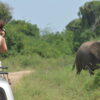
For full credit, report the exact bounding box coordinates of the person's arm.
[0,37,7,53]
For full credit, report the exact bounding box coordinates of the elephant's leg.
[86,64,94,75]
[76,67,82,74]
[89,69,94,75]
[93,64,100,70]
[77,69,82,74]
[89,63,100,71]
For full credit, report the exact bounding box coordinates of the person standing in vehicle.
[0,20,7,53]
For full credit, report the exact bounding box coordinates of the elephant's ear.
[90,42,100,59]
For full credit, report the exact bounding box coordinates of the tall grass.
[9,54,100,100]
[2,54,74,71]
[1,54,100,100]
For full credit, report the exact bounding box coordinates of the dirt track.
[9,70,34,85]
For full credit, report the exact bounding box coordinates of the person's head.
[0,21,5,29]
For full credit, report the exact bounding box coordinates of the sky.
[0,0,92,32]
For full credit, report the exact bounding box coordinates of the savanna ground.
[2,54,100,100]
[9,70,34,85]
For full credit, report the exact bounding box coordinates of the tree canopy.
[0,2,12,23]
[0,1,100,57]
[66,1,100,51]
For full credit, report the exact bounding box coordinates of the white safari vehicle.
[0,66,14,100]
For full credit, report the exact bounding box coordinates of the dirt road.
[9,70,34,85]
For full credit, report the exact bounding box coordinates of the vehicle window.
[0,87,7,100]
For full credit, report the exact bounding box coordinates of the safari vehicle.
[0,66,14,100]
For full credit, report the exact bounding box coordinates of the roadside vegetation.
[0,1,100,100]
[13,67,100,100]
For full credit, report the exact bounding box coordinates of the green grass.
[13,65,100,100]
[1,54,100,100]
[2,54,74,71]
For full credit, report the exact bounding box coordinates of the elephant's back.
[90,41,100,50]
[89,41,100,60]
[79,41,95,51]
[76,41,100,57]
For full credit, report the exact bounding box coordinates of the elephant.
[73,41,100,75]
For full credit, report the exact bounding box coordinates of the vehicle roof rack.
[0,66,11,85]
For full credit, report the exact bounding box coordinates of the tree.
[8,20,40,37]
[4,20,41,56]
[65,1,100,51]
[78,1,100,30]
[0,2,12,23]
